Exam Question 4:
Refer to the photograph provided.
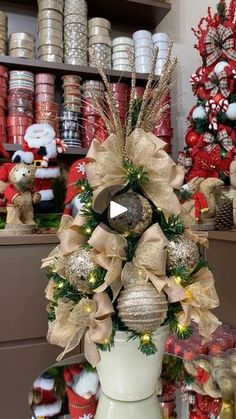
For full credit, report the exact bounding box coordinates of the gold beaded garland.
[117,282,168,333]
[65,248,95,292]
[167,237,200,272]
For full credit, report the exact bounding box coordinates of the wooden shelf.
[0,233,58,246]
[0,55,158,85]
[11,0,171,29]
[4,143,88,156]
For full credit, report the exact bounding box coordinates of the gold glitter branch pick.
[126,48,136,138]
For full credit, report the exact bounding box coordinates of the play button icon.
[109,201,128,219]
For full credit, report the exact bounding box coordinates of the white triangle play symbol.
[110,201,128,219]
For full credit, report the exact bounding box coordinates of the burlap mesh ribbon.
[88,223,127,300]
[86,128,184,216]
[165,267,221,342]
[47,293,114,367]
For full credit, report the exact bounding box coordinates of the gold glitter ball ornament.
[117,282,168,333]
[107,191,152,235]
[167,237,199,272]
[65,248,95,292]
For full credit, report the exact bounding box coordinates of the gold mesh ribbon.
[165,267,221,342]
[41,214,87,272]
[47,292,114,367]
[122,223,169,290]
[88,223,127,300]
[86,128,184,216]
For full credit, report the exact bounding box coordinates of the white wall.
[157,0,218,157]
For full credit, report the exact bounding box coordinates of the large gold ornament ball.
[167,237,199,272]
[117,282,168,333]
[108,191,152,235]
[65,248,95,292]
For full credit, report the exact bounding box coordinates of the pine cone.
[215,199,234,230]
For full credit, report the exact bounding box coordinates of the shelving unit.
[0,2,171,418]
[4,142,88,156]
[12,0,171,29]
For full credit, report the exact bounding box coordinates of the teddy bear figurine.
[0,163,40,234]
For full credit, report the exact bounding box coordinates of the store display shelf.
[0,55,159,84]
[13,0,171,29]
[0,233,58,246]
[4,143,88,156]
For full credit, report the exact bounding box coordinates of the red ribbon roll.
[35,73,55,85]
[7,115,33,126]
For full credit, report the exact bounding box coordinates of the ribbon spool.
[64,0,87,65]
[38,0,64,14]
[64,0,87,16]
[0,11,7,54]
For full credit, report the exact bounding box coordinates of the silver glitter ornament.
[108,191,152,235]
[65,247,95,292]
[117,282,168,333]
[167,237,199,273]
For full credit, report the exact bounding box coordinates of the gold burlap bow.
[165,267,221,342]
[88,223,127,300]
[122,223,169,290]
[41,214,87,272]
[47,292,114,367]
[86,128,184,216]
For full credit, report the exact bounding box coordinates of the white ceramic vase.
[95,325,169,419]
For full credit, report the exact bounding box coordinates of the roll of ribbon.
[35,84,55,95]
[60,111,79,121]
[110,82,129,93]
[63,86,82,95]
[89,26,110,37]
[35,93,55,103]
[64,0,87,16]
[35,102,58,112]
[113,65,132,71]
[38,45,63,57]
[89,35,111,47]
[133,30,152,41]
[0,11,7,23]
[35,73,55,85]
[9,48,35,59]
[62,75,82,85]
[61,120,80,130]
[10,70,34,79]
[38,0,64,13]
[38,9,63,22]
[39,54,63,63]
[63,103,81,113]
[0,78,7,88]
[112,37,134,47]
[38,35,62,46]
[39,28,63,40]
[0,39,7,50]
[64,15,87,25]
[0,65,8,78]
[88,17,111,30]
[7,115,33,126]
[64,22,87,34]
[10,32,34,42]
[8,125,29,135]
[38,19,63,31]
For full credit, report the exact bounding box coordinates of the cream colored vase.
[95,325,169,419]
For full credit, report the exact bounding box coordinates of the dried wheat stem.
[136,48,158,129]
[126,49,136,138]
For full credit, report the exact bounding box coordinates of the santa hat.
[0,163,16,182]
[24,123,55,149]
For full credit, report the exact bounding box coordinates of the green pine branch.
[217,0,226,21]
[87,266,106,290]
[123,158,148,192]
[127,330,157,356]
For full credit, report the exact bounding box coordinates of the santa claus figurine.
[64,365,100,419]
[12,123,67,212]
[64,157,88,217]
[30,372,62,418]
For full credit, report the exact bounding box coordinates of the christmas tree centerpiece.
[42,47,221,418]
[181,0,236,182]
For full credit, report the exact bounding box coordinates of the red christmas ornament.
[186,130,200,147]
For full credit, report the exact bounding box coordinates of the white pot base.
[95,392,162,419]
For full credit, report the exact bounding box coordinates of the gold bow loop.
[41,214,87,272]
[165,267,221,341]
[86,128,184,216]
[48,293,114,367]
[88,223,127,300]
[122,223,169,291]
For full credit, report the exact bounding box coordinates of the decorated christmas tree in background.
[179,0,236,184]
[42,48,221,368]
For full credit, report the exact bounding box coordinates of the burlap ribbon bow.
[41,214,87,272]
[47,292,114,367]
[165,267,221,342]
[86,128,184,217]
[88,223,127,300]
[204,24,236,66]
[122,223,169,290]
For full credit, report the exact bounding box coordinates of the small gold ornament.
[167,237,200,272]
[141,333,151,344]
[65,248,95,293]
[108,191,152,235]
[117,282,168,333]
